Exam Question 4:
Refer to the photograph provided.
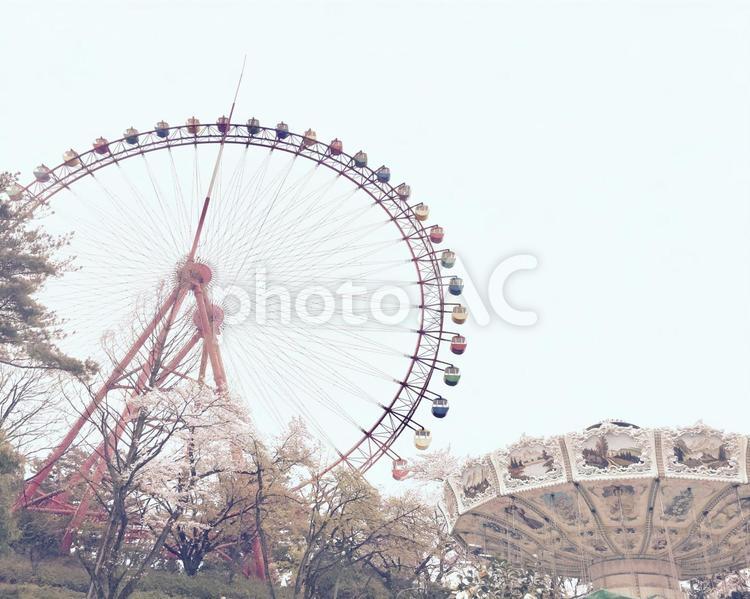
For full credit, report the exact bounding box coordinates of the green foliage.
[312,563,391,599]
[11,510,65,567]
[0,171,94,376]
[136,569,287,598]
[0,554,289,598]
[0,430,22,552]
[0,582,83,598]
[454,557,555,598]
[0,554,89,591]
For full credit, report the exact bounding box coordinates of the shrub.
[137,569,280,598]
[0,582,83,598]
[0,554,289,598]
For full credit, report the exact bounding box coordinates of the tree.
[687,570,750,598]
[76,383,250,599]
[291,469,438,599]
[0,429,22,552]
[11,509,66,572]
[0,366,71,459]
[0,172,94,376]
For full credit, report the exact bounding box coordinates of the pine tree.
[0,429,21,551]
[0,172,93,376]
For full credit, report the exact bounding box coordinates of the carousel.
[442,421,750,598]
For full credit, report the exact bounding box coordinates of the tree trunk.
[254,457,277,599]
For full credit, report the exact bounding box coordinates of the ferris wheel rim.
[17,120,450,475]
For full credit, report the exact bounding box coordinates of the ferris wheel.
[9,111,468,520]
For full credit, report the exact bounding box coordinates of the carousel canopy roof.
[442,421,750,579]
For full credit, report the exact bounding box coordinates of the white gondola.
[414,428,432,450]
[62,149,80,167]
[302,128,317,147]
[413,203,429,221]
[452,305,468,324]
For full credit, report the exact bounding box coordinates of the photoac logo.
[211,256,539,329]
[458,254,539,327]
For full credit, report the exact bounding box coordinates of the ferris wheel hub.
[176,260,213,288]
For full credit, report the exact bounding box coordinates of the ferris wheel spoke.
[233,329,377,436]
[62,177,175,269]
[250,319,400,384]
[218,166,352,282]
[225,325,359,451]
[138,154,187,254]
[113,161,185,257]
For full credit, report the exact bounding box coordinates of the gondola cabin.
[432,398,450,418]
[450,334,467,355]
[155,121,170,138]
[443,366,461,386]
[429,226,444,244]
[452,305,468,324]
[329,138,343,155]
[448,277,464,296]
[396,183,411,200]
[302,129,317,147]
[392,458,409,481]
[414,428,432,450]
[247,118,261,135]
[33,165,51,183]
[441,250,456,268]
[353,151,368,168]
[93,137,109,154]
[124,128,139,145]
[216,116,230,134]
[413,203,429,221]
[63,149,80,167]
[275,122,289,139]
[186,117,201,135]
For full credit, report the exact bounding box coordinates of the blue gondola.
[432,398,450,418]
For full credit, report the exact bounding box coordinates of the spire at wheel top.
[187,56,247,261]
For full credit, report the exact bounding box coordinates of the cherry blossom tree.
[77,382,252,599]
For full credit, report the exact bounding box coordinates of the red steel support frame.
[14,63,267,578]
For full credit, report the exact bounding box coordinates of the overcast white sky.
[2,0,750,471]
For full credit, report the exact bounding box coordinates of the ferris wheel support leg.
[154,332,201,387]
[191,282,268,580]
[252,536,266,580]
[14,285,187,510]
[31,313,196,512]
[60,458,108,552]
[59,292,202,551]
[59,396,141,551]
[198,344,209,383]
[192,283,227,390]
